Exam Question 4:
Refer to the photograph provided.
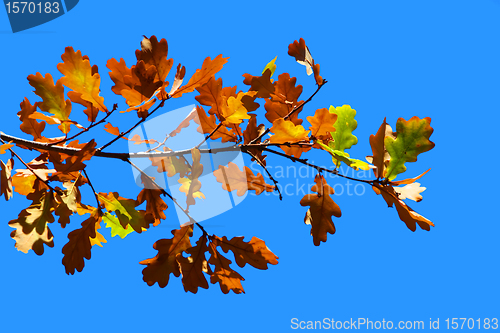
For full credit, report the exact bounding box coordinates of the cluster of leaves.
[0,35,435,294]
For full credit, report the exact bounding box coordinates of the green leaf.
[384,116,435,180]
[262,56,277,77]
[316,141,374,171]
[98,192,150,233]
[329,105,358,152]
[103,212,135,238]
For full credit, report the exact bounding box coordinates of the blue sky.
[1,0,499,332]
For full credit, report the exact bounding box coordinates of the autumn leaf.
[62,209,101,274]
[373,183,433,231]
[177,235,210,293]
[215,236,278,270]
[242,69,275,99]
[368,118,388,178]
[213,162,275,196]
[178,148,204,210]
[17,98,45,140]
[11,154,52,196]
[300,175,341,246]
[149,147,191,178]
[171,55,228,98]
[1,158,13,200]
[208,242,245,294]
[107,57,133,96]
[90,221,107,247]
[135,35,174,83]
[288,38,323,85]
[51,140,96,175]
[263,56,277,77]
[329,105,358,152]
[27,72,73,133]
[136,173,168,227]
[169,63,186,96]
[140,225,193,288]
[389,168,430,186]
[269,119,311,157]
[394,182,426,202]
[264,73,304,126]
[308,108,337,139]
[384,117,435,180]
[316,141,374,171]
[54,180,80,228]
[9,190,55,255]
[103,212,135,238]
[194,106,238,143]
[98,192,152,233]
[0,143,14,154]
[243,114,267,166]
[57,47,108,116]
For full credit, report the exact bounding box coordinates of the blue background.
[1,0,499,332]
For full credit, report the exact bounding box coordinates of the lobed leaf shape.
[1,158,14,200]
[53,180,80,228]
[288,38,323,85]
[135,35,174,83]
[329,105,358,153]
[373,183,433,231]
[177,235,210,294]
[393,182,426,202]
[149,147,191,178]
[177,148,204,211]
[219,91,257,125]
[51,139,96,175]
[90,221,107,247]
[103,212,135,238]
[215,236,279,270]
[300,174,341,246]
[136,174,168,227]
[242,69,275,99]
[269,119,311,157]
[171,55,228,98]
[57,47,108,118]
[17,98,45,140]
[264,73,304,126]
[0,143,14,154]
[9,189,55,255]
[368,117,388,178]
[61,208,101,274]
[213,162,275,196]
[308,108,337,139]
[384,117,435,180]
[27,72,73,133]
[208,242,245,294]
[194,106,238,143]
[140,225,193,288]
[98,192,152,233]
[243,114,267,166]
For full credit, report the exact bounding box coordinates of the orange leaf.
[389,168,431,186]
[269,119,311,157]
[300,174,342,246]
[61,209,101,274]
[1,158,14,200]
[140,225,193,288]
[372,183,434,231]
[51,140,96,174]
[242,69,275,99]
[149,148,191,178]
[177,235,210,293]
[369,118,388,178]
[57,47,108,117]
[27,72,73,133]
[135,35,174,82]
[208,242,245,294]
[215,236,278,270]
[264,73,303,126]
[194,106,238,143]
[136,174,168,227]
[171,55,228,98]
[17,98,45,140]
[288,38,323,85]
[307,108,337,138]
[213,162,274,196]
[243,114,267,166]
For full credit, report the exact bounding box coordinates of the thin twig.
[97,99,167,152]
[262,147,375,184]
[83,169,101,209]
[249,80,327,145]
[49,103,119,146]
[125,159,208,236]
[196,122,223,149]
[0,137,63,195]
[244,150,282,200]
